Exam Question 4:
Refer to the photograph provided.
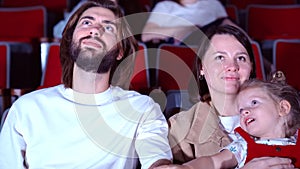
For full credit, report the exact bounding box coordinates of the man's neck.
[72,65,110,94]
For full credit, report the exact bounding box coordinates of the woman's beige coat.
[168,101,232,163]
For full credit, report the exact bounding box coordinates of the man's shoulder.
[110,86,154,103]
[15,85,62,102]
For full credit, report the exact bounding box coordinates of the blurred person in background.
[141,0,240,46]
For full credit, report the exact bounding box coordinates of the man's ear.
[279,100,291,117]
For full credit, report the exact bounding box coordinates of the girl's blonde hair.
[239,71,300,137]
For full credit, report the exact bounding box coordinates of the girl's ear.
[278,100,291,117]
[116,53,123,60]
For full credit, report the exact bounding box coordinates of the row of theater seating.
[226,0,299,10]
[0,2,299,42]
[0,42,197,93]
[225,4,300,41]
[0,0,68,12]
[1,39,299,115]
[0,4,298,78]
[1,2,300,43]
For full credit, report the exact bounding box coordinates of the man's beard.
[70,36,119,74]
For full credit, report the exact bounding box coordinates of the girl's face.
[202,34,252,95]
[237,87,286,139]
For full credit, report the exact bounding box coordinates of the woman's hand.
[241,157,296,169]
[153,164,191,169]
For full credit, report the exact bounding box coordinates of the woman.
[163,25,295,168]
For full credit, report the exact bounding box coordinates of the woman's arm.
[141,22,196,43]
[153,149,237,169]
[241,157,295,169]
[183,149,237,169]
[141,22,171,42]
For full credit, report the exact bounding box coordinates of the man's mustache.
[79,35,106,49]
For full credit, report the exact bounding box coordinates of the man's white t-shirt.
[0,85,172,169]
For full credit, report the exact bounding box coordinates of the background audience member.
[53,0,119,39]
[53,0,86,39]
[0,1,172,168]
[141,0,239,45]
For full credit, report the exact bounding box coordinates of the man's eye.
[82,20,91,25]
[104,25,114,32]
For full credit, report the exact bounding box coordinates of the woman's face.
[202,34,252,95]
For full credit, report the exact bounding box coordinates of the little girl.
[156,72,300,168]
[222,72,300,168]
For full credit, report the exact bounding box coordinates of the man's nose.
[89,25,104,37]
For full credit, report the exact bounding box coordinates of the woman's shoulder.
[169,102,211,123]
[168,101,228,152]
[168,102,211,135]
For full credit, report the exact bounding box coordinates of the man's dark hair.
[60,0,138,88]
